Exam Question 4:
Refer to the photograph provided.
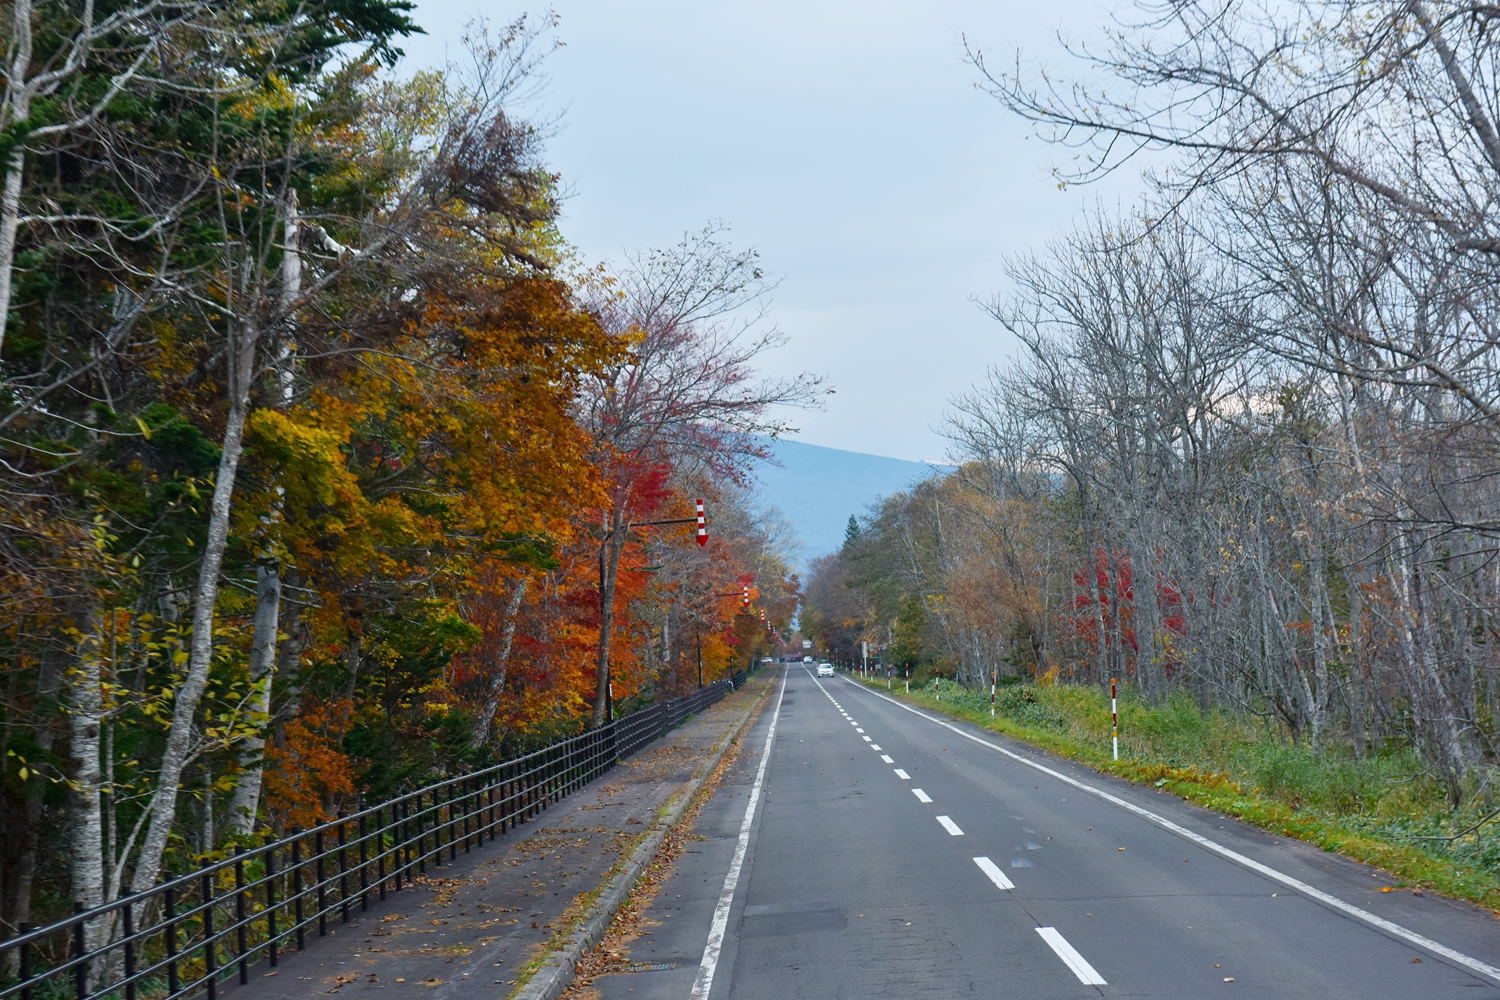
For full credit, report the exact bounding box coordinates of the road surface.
[586,664,1500,998]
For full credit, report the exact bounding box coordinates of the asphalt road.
[588,664,1500,998]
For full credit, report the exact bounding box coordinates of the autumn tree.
[577,226,823,728]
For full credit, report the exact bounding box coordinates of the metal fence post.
[201,866,217,1000]
[264,834,278,968]
[234,847,248,984]
[164,882,179,994]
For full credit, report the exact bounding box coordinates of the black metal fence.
[0,678,743,1000]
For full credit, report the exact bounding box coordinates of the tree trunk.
[0,0,35,358]
[228,195,300,837]
[590,509,628,730]
[68,613,107,983]
[470,576,529,747]
[129,319,261,894]
[225,563,280,836]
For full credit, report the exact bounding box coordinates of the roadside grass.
[854,673,1500,912]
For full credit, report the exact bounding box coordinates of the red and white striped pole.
[991,670,997,718]
[1111,677,1119,761]
[696,498,707,547]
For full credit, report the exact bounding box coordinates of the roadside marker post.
[905,666,909,694]
[991,670,996,718]
[1111,677,1119,761]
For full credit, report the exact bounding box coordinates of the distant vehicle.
[817,663,834,677]
[802,655,814,663]
[761,657,775,663]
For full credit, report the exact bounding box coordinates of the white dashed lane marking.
[880,755,894,763]
[913,789,933,803]
[1036,927,1107,985]
[936,815,964,836]
[973,856,1015,890]
[894,769,910,779]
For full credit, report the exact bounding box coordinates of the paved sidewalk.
[220,674,774,1000]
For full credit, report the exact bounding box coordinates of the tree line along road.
[582,664,1500,999]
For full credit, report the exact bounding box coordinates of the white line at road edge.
[689,670,787,1000]
[973,856,1015,891]
[936,815,965,836]
[843,678,1500,983]
[1037,927,1107,985]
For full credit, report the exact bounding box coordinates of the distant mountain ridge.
[750,438,948,573]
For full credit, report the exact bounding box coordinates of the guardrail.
[0,677,743,1000]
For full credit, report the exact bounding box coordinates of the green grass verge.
[852,673,1500,913]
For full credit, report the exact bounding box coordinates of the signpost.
[1112,677,1119,761]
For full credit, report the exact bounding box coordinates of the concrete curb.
[510,673,775,1000]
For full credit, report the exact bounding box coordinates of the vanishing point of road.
[587,664,1500,999]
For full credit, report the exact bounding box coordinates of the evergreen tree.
[843,514,862,549]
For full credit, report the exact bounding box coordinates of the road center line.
[843,677,1500,983]
[973,856,1015,890]
[894,768,910,779]
[1036,927,1107,985]
[689,670,787,1000]
[880,754,894,763]
[936,815,964,836]
[913,788,933,803]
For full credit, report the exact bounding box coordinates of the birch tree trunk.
[0,0,39,357]
[227,196,300,837]
[67,612,106,983]
[129,318,261,893]
[224,563,279,836]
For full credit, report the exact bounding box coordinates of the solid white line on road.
[894,769,911,779]
[936,815,964,836]
[880,755,895,763]
[973,856,1015,890]
[690,670,788,1000]
[1036,927,1106,985]
[842,678,1500,984]
[913,788,933,803]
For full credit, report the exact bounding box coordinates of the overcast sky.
[399,1,1148,462]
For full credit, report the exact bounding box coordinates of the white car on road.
[803,655,814,663]
[817,663,835,677]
